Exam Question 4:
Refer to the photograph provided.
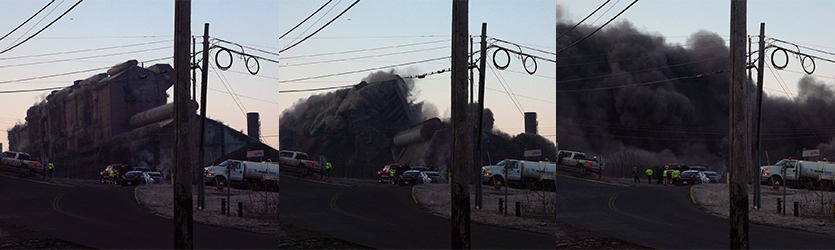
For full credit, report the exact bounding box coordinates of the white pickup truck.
[204,159,279,190]
[0,151,45,177]
[556,150,604,179]
[278,150,322,175]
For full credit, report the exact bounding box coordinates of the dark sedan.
[121,171,145,186]
[676,170,707,185]
[398,170,423,185]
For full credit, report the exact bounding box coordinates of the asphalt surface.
[555,175,835,249]
[283,173,835,249]
[0,173,281,249]
[281,176,559,249]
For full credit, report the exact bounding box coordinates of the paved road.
[0,174,281,249]
[555,175,835,249]
[281,176,559,249]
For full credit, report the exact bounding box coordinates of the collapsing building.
[279,71,557,178]
[7,60,272,178]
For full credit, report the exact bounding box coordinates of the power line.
[280,45,446,68]
[280,56,449,83]
[281,84,354,93]
[554,0,639,56]
[0,86,64,94]
[280,0,361,53]
[0,0,84,55]
[555,68,726,93]
[0,39,171,60]
[0,56,172,85]
[0,0,56,42]
[487,62,524,115]
[280,39,449,60]
[555,0,611,42]
[0,46,170,69]
[209,62,247,117]
[279,0,334,40]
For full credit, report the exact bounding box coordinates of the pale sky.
[2,0,833,151]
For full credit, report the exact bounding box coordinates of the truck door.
[507,161,522,181]
[229,161,245,181]
[785,160,798,181]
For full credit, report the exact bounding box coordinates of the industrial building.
[7,60,273,178]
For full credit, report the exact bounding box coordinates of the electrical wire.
[0,46,170,69]
[555,0,611,42]
[207,87,278,105]
[555,68,726,93]
[280,39,449,59]
[0,56,171,85]
[281,84,355,93]
[0,0,84,55]
[0,86,64,94]
[487,62,524,115]
[554,0,639,56]
[280,56,449,83]
[589,0,621,26]
[0,0,56,42]
[766,63,825,145]
[209,62,247,117]
[0,39,171,60]
[280,0,361,53]
[280,45,446,68]
[279,0,334,40]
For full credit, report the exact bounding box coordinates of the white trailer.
[204,160,280,190]
[761,158,835,189]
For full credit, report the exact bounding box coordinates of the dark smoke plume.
[553,21,835,175]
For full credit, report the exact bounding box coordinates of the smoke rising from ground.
[553,21,835,175]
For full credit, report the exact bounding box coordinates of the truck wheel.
[491,176,504,187]
[214,176,227,187]
[769,176,783,187]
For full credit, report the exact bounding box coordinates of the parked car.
[121,171,145,186]
[100,164,133,184]
[676,170,709,185]
[147,171,164,183]
[134,167,152,172]
[423,171,443,183]
[688,166,708,172]
[399,170,424,185]
[411,166,429,172]
[703,171,722,183]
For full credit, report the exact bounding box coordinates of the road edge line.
[134,185,173,219]
[690,185,728,219]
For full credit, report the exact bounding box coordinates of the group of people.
[632,166,681,186]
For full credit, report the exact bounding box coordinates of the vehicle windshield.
[219,161,232,167]
[497,160,510,167]
[425,172,440,177]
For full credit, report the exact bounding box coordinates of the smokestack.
[247,112,260,141]
[524,112,537,135]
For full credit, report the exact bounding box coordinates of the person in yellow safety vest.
[325,161,332,178]
[663,169,669,186]
[645,168,653,184]
[672,169,681,185]
[48,162,54,179]
[109,169,116,185]
[389,169,395,185]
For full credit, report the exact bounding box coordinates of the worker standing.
[389,169,395,185]
[325,161,332,178]
[632,167,640,183]
[47,162,54,179]
[645,167,653,184]
[109,169,116,185]
[672,169,681,185]
[663,168,669,186]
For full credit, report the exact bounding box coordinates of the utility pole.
[475,22,487,211]
[173,0,194,248]
[197,23,210,211]
[451,0,471,248]
[729,0,750,248]
[754,22,765,211]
